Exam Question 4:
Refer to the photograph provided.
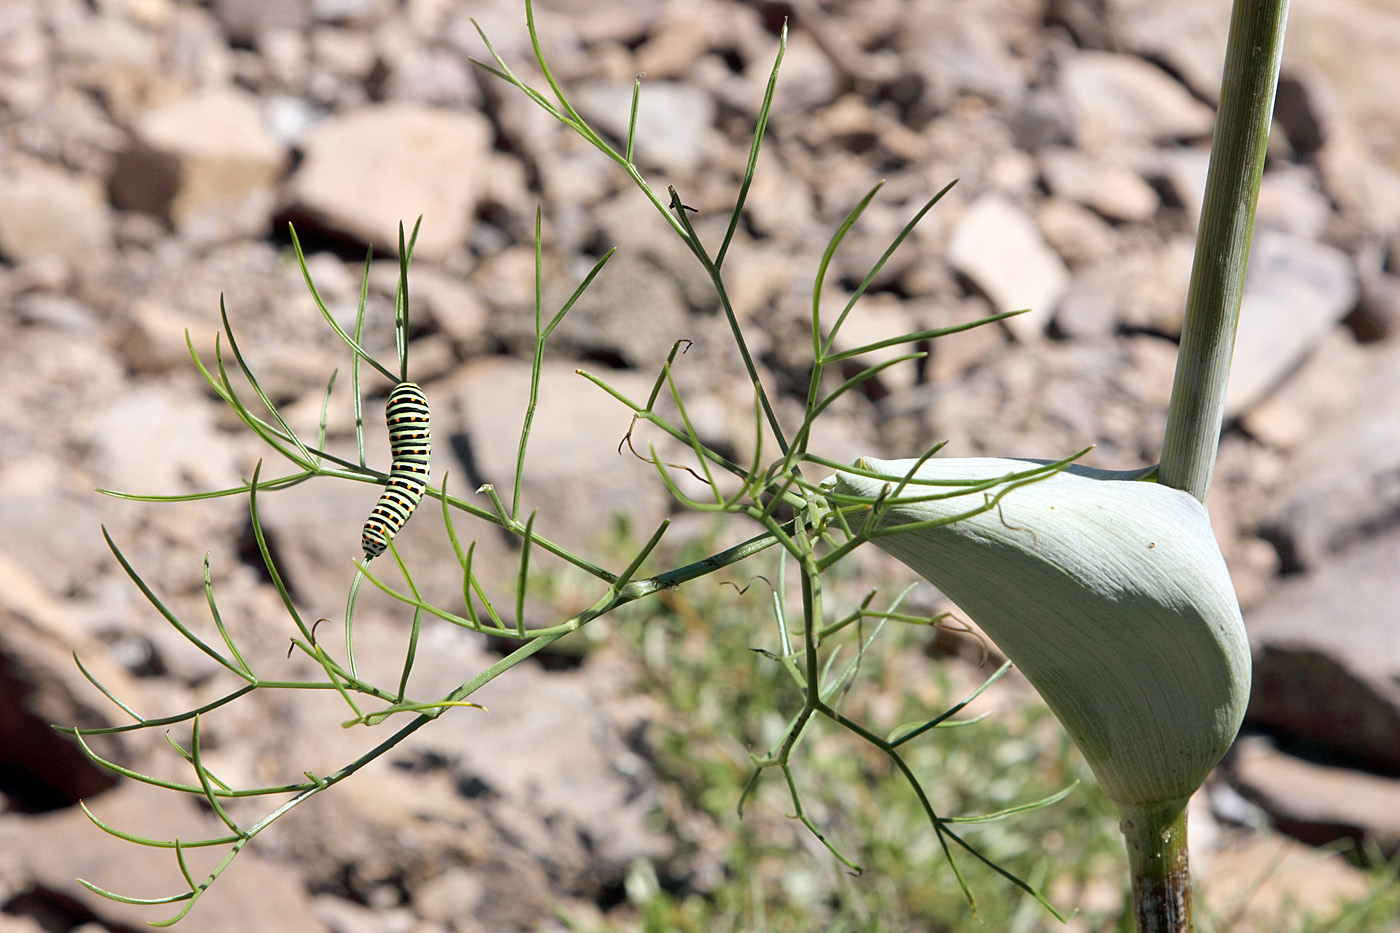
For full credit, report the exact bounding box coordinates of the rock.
[947,193,1070,340]
[265,626,668,932]
[1108,0,1229,101]
[1254,165,1333,239]
[0,158,113,273]
[1054,237,1194,338]
[0,782,327,932]
[81,382,243,495]
[410,655,670,887]
[1239,331,1369,451]
[311,896,421,933]
[1224,231,1359,418]
[879,336,1173,469]
[1036,197,1121,267]
[111,87,288,241]
[1226,735,1400,858]
[1263,343,1400,570]
[741,147,821,242]
[553,251,695,368]
[0,563,135,811]
[1354,263,1400,342]
[309,0,382,24]
[917,296,1006,385]
[375,263,488,351]
[738,29,841,116]
[1245,527,1400,774]
[116,296,226,375]
[285,103,492,261]
[897,5,1027,115]
[0,321,127,477]
[1318,124,1400,242]
[822,291,923,396]
[1038,147,1160,223]
[1059,51,1216,154]
[1197,789,1374,924]
[1009,86,1075,155]
[584,192,719,315]
[381,42,479,109]
[450,359,673,555]
[573,81,717,178]
[309,24,376,83]
[1285,0,1400,171]
[52,9,165,122]
[0,463,113,601]
[211,0,310,44]
[1153,145,1213,229]
[1273,73,1331,158]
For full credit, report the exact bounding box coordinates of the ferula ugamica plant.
[832,457,1251,812]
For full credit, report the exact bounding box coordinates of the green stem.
[1159,0,1290,503]
[1119,799,1193,933]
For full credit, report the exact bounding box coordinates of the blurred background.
[1,0,1398,930]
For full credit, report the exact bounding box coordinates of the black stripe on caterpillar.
[361,382,430,560]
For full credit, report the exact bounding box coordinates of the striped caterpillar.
[361,382,430,560]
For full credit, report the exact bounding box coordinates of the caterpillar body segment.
[362,382,430,560]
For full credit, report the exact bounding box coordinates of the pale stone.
[1225,232,1360,417]
[115,87,287,240]
[286,102,492,261]
[0,159,112,270]
[573,81,716,177]
[1060,51,1216,153]
[947,193,1070,340]
[1039,147,1160,223]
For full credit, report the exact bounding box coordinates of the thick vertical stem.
[1159,0,1290,503]
[1120,799,1193,933]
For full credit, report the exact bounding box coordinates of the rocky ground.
[2,0,1400,930]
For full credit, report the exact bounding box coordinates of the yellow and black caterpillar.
[361,382,430,560]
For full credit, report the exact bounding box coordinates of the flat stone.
[1226,735,1400,856]
[1039,147,1160,223]
[1246,526,1400,774]
[211,0,309,43]
[0,782,327,932]
[1009,86,1076,152]
[1154,145,1213,230]
[1264,342,1400,569]
[81,384,242,495]
[1254,165,1333,239]
[0,463,112,600]
[573,81,716,178]
[1194,829,1372,929]
[1240,331,1369,450]
[1108,0,1229,101]
[1054,238,1194,338]
[286,103,492,261]
[450,359,673,555]
[0,158,112,271]
[1036,197,1120,267]
[918,296,1011,385]
[0,570,133,808]
[1224,231,1359,418]
[552,250,694,368]
[113,87,287,241]
[1355,262,1400,342]
[1319,129,1400,242]
[898,5,1028,113]
[1059,51,1216,154]
[822,291,923,395]
[947,193,1069,340]
[1286,0,1400,171]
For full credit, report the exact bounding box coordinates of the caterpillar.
[361,382,430,560]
